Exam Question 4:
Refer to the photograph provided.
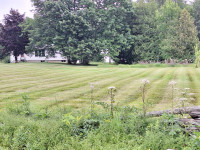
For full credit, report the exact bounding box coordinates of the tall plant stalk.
[90,83,95,117]
[141,79,150,117]
[108,86,116,119]
[169,81,177,114]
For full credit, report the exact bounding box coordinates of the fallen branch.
[146,106,200,117]
[147,106,200,132]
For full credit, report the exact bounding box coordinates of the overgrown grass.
[0,103,196,149]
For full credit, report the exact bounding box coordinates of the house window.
[35,50,45,57]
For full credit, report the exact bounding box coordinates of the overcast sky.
[0,0,34,22]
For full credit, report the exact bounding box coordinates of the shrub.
[2,56,10,63]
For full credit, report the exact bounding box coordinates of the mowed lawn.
[0,63,200,111]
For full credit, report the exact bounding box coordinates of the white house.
[104,55,114,63]
[10,50,67,63]
[10,49,114,63]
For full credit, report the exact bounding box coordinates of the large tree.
[161,9,198,61]
[156,0,181,60]
[193,0,200,40]
[0,9,29,62]
[100,0,137,64]
[175,9,198,60]
[134,0,160,62]
[53,0,98,65]
[27,0,99,65]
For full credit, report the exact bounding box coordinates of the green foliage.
[100,0,137,64]
[8,95,31,116]
[195,43,200,67]
[156,1,198,61]
[23,0,200,64]
[190,131,200,149]
[174,9,198,61]
[0,104,193,149]
[156,0,181,60]
[0,9,29,63]
[134,1,160,61]
[194,0,200,40]
[2,56,10,63]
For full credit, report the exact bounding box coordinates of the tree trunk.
[82,59,89,65]
[15,56,18,63]
[72,58,77,65]
[67,59,72,64]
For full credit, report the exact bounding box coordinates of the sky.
[0,0,34,22]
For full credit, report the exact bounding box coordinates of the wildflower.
[108,86,116,90]
[169,80,177,85]
[189,93,195,96]
[66,120,71,126]
[179,98,188,101]
[190,98,195,101]
[76,116,82,122]
[108,86,116,118]
[181,92,186,96]
[185,88,190,90]
[104,119,111,122]
[90,83,94,90]
[141,79,150,84]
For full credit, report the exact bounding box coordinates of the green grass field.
[0,62,199,111]
[1,62,200,149]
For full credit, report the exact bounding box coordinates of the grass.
[1,62,200,149]
[0,62,199,111]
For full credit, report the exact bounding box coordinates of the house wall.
[10,52,67,63]
[10,51,114,63]
[104,56,114,63]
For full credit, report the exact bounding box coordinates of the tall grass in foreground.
[0,104,196,150]
[1,89,200,150]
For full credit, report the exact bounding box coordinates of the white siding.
[10,52,67,63]
[104,56,114,63]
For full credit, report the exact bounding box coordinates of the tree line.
[1,0,200,64]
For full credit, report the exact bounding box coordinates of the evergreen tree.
[193,0,200,40]
[161,9,198,61]
[175,9,198,60]
[0,9,29,62]
[195,43,200,67]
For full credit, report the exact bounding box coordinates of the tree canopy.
[1,0,200,64]
[0,9,29,62]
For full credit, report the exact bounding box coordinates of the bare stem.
[110,89,114,119]
[142,84,146,117]
[91,88,94,116]
[172,85,174,114]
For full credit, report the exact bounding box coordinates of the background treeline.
[1,0,200,64]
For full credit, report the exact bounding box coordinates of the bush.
[2,56,10,63]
